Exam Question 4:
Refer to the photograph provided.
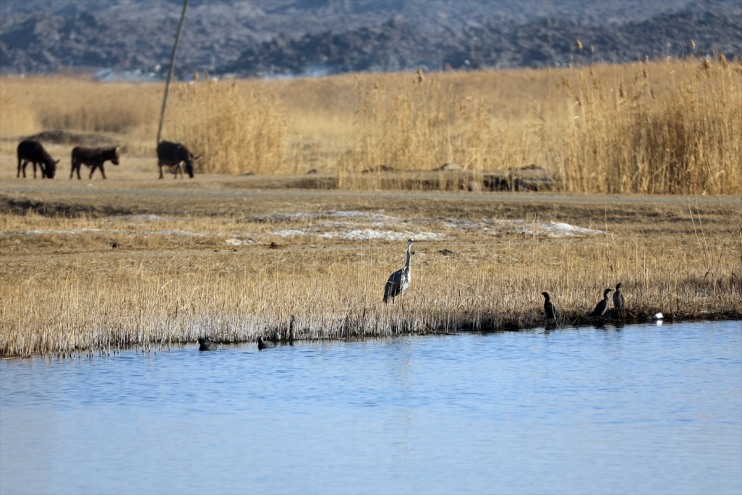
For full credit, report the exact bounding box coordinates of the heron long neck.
[404,244,412,274]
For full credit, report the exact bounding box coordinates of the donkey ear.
[54,159,60,164]
[115,146,120,154]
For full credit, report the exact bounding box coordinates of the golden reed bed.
[0,175,739,358]
[0,57,739,194]
[0,58,740,357]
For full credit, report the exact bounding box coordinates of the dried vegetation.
[0,59,740,357]
[0,180,739,358]
[1,57,739,193]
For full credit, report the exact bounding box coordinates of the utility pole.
[156,0,189,146]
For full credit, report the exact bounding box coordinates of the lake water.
[1,321,740,495]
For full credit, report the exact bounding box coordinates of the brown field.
[0,161,740,358]
[0,59,740,357]
[1,57,740,193]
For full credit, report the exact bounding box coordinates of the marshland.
[0,58,740,358]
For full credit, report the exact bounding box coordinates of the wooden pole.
[156,0,189,146]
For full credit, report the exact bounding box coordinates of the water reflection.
[1,321,741,495]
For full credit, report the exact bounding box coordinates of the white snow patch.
[320,229,445,241]
[543,222,603,237]
[4,228,106,236]
[2,227,205,237]
[442,218,603,238]
[266,210,444,241]
[158,229,205,237]
[120,214,163,222]
[225,237,254,246]
[273,229,307,237]
[263,210,601,240]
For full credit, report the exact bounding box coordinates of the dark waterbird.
[541,291,557,322]
[198,337,217,351]
[613,282,624,316]
[258,337,276,350]
[589,288,614,317]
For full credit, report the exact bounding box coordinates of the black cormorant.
[541,292,557,321]
[198,337,216,351]
[258,336,276,350]
[589,288,613,317]
[613,282,624,311]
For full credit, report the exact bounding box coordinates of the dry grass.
[167,77,288,174]
[0,77,161,149]
[0,172,739,358]
[0,60,740,357]
[1,57,739,193]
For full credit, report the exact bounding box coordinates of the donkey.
[157,140,197,179]
[70,146,120,179]
[17,140,59,179]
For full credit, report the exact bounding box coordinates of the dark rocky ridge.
[0,0,739,78]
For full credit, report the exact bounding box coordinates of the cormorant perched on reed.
[258,336,275,350]
[541,292,557,322]
[589,288,613,317]
[383,239,415,304]
[613,282,624,313]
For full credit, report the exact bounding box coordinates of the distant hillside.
[0,0,740,78]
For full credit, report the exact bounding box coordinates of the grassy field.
[1,57,740,193]
[0,59,740,357]
[0,159,739,357]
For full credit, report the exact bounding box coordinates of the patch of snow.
[273,229,307,237]
[121,214,163,222]
[320,229,445,241]
[2,227,205,237]
[442,218,603,238]
[544,222,603,237]
[4,228,106,236]
[225,238,253,246]
[3,209,602,243]
[158,229,206,237]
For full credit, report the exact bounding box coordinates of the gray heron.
[589,288,613,317]
[383,239,415,304]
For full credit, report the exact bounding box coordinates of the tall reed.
[0,58,739,194]
[166,76,287,175]
[1,233,738,358]
[338,73,497,190]
[548,57,741,194]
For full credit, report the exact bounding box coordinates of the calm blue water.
[1,321,740,495]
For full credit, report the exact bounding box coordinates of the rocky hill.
[0,0,740,78]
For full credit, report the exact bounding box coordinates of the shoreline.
[3,314,739,361]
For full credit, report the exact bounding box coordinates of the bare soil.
[1,154,738,234]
